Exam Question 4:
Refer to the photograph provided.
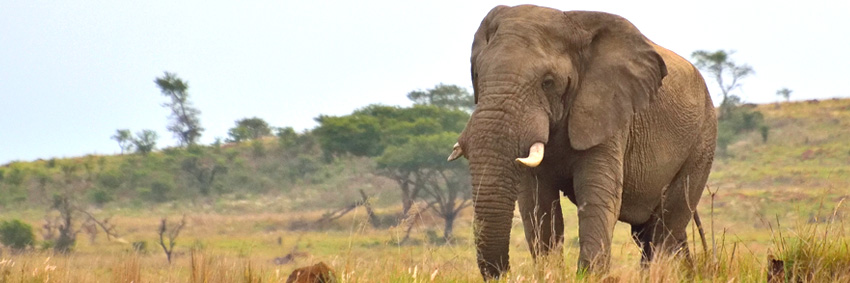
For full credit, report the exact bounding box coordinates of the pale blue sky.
[2,0,848,164]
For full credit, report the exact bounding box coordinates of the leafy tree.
[0,219,35,251]
[133,130,158,155]
[226,126,252,144]
[776,88,792,102]
[111,129,134,154]
[276,127,298,149]
[314,101,471,239]
[314,104,467,160]
[377,132,470,240]
[181,156,227,196]
[227,117,272,143]
[407,83,474,112]
[314,113,383,158]
[691,50,754,119]
[155,72,203,146]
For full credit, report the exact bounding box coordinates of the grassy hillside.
[1,98,849,281]
[0,137,397,212]
[710,98,850,189]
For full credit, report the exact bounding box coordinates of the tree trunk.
[359,189,381,228]
[443,212,455,241]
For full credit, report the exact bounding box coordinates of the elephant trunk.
[463,97,550,279]
[469,152,518,278]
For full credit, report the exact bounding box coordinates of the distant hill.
[710,98,850,189]
[2,98,849,210]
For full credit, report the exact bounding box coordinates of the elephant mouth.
[448,141,546,168]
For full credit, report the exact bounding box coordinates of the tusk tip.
[515,157,541,167]
[516,142,545,167]
[447,143,463,161]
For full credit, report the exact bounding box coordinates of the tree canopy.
[691,50,754,112]
[111,129,134,154]
[407,83,474,112]
[227,117,273,143]
[133,130,158,155]
[314,105,467,159]
[776,88,792,102]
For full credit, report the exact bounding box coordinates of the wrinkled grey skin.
[453,5,717,279]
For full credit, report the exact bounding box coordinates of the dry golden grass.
[2,186,849,282]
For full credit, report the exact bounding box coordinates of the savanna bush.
[88,188,114,205]
[149,181,173,202]
[717,105,768,156]
[0,219,35,251]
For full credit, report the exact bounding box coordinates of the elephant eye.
[541,78,555,91]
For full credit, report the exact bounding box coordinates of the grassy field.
[2,99,850,282]
[1,186,848,282]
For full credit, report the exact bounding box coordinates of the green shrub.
[132,241,148,253]
[716,124,736,156]
[88,189,114,205]
[149,181,173,203]
[0,219,36,251]
[39,240,54,251]
[97,169,125,189]
[715,104,770,156]
[251,140,265,157]
[760,125,770,142]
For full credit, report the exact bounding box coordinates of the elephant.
[447,5,717,279]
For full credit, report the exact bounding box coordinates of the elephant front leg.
[572,145,625,273]
[518,174,564,260]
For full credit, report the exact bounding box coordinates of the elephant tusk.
[516,142,545,167]
[447,143,463,161]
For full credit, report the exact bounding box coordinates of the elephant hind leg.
[630,221,654,267]
[631,215,690,267]
[633,140,713,267]
[645,141,713,264]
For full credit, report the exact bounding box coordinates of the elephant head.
[450,5,667,279]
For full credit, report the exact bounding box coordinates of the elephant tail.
[693,211,708,255]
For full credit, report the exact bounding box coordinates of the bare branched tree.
[77,210,119,241]
[421,169,471,241]
[383,170,426,218]
[158,215,187,264]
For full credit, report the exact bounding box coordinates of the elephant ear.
[470,5,508,104]
[564,11,667,150]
